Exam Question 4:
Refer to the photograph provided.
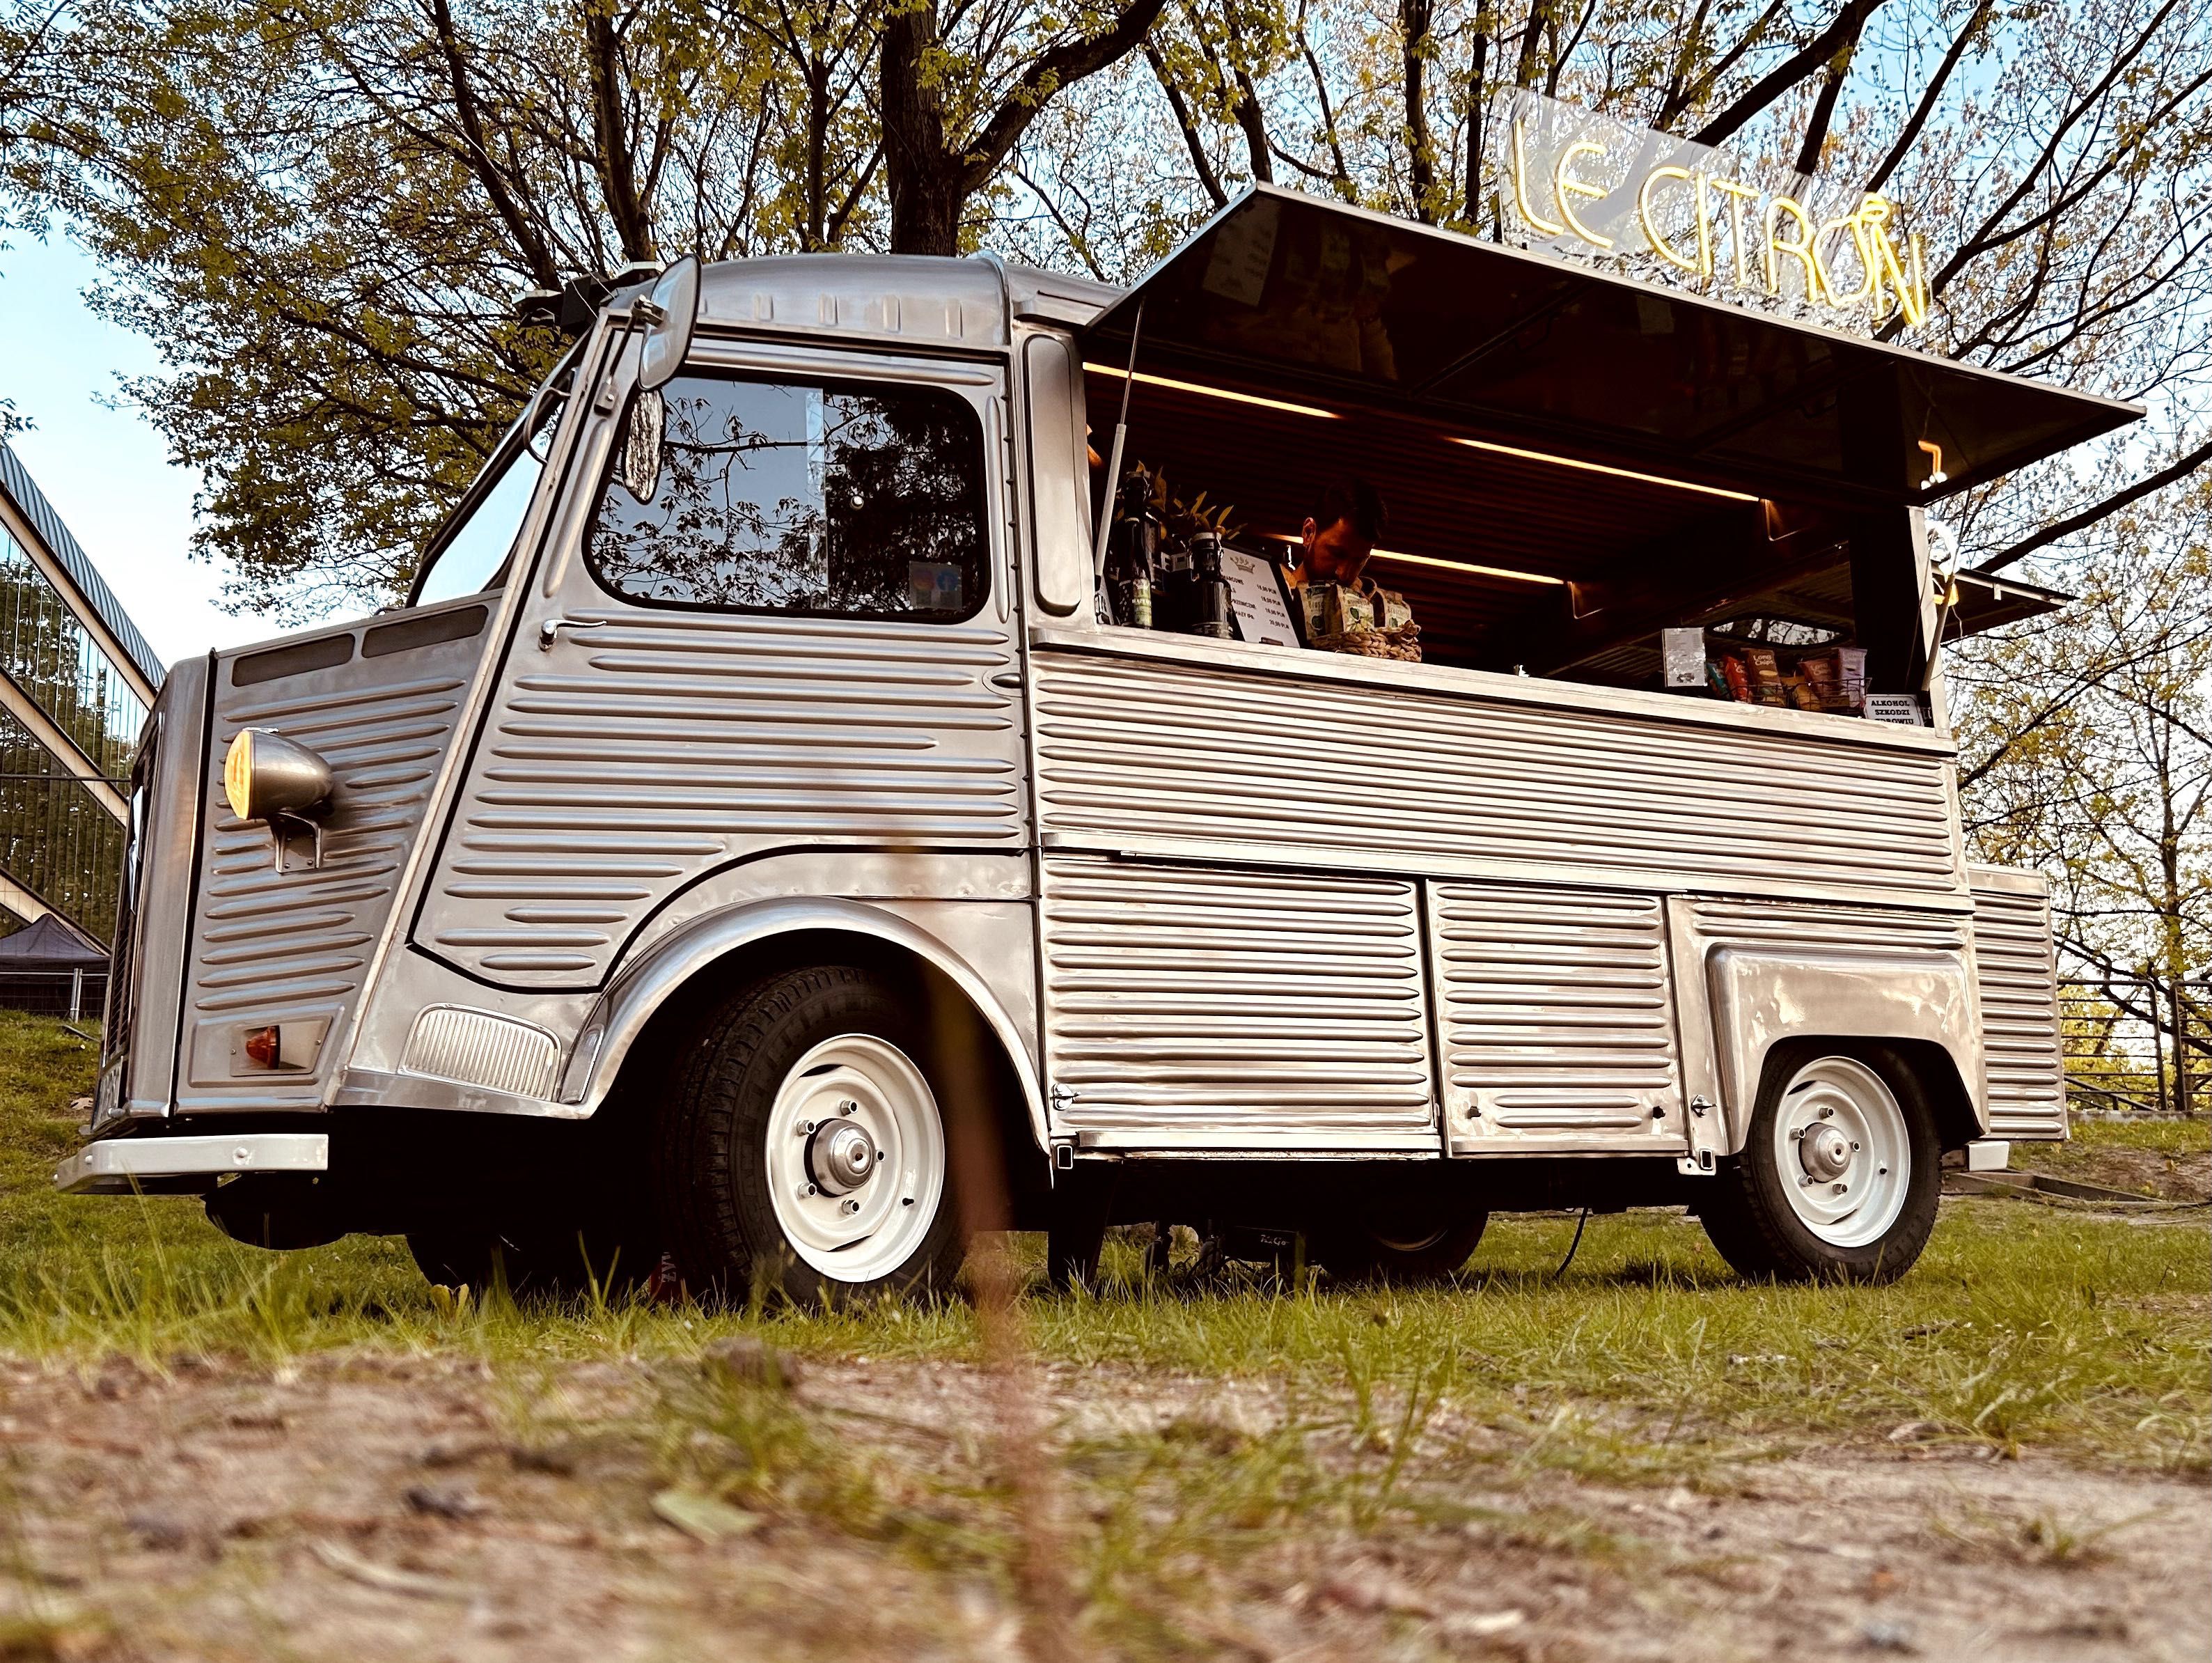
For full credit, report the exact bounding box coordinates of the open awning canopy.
[1081,188,2140,514]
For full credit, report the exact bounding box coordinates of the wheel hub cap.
[1773,1056,1911,1249]
[808,1121,878,1194]
[1799,1123,1852,1182]
[764,1033,947,1283]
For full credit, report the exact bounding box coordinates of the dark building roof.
[0,910,108,969]
[0,439,167,689]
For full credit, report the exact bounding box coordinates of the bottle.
[1189,531,1232,639]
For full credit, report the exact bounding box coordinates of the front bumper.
[55,1133,330,1195]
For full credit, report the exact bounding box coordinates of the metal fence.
[0,967,107,1022]
[2061,976,2209,1116]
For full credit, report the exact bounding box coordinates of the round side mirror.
[637,255,700,392]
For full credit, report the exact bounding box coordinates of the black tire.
[1308,1189,1489,1286]
[1699,1043,1942,1285]
[405,1214,649,1299]
[653,964,971,1306]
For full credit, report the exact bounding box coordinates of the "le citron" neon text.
[1510,120,1929,328]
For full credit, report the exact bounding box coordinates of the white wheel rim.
[1772,1056,1910,1248]
[764,1033,946,1283]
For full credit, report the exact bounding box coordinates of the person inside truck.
[1280,476,1420,661]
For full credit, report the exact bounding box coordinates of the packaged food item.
[1704,659,1731,697]
[1296,583,1420,661]
[1798,645,1870,712]
[1743,647,1786,705]
[1835,645,1868,709]
[1718,655,1751,701]
[1663,627,1707,689]
[1785,674,1821,710]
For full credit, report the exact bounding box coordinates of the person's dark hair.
[1311,476,1387,545]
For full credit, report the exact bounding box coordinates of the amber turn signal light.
[243,1025,282,1070]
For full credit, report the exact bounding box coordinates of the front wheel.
[1699,1047,1940,1285]
[654,965,969,1306]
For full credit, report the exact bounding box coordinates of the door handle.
[989,670,1021,689]
[538,617,607,651]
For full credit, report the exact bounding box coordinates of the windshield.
[409,352,579,607]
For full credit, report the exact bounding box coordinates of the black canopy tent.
[1074,187,2134,681]
[0,912,109,1020]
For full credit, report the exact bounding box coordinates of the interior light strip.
[1372,548,1568,585]
[1449,437,1757,501]
[1267,534,1565,586]
[1083,364,1340,421]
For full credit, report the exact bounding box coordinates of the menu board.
[1220,547,1301,647]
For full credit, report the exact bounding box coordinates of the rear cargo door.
[1425,880,1691,1157]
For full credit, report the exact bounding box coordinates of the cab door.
[405,332,1028,996]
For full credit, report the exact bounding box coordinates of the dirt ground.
[1,1347,2203,1663]
[2014,1134,2212,1203]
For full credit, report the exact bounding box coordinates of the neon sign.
[1496,91,1929,334]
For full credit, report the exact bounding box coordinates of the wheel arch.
[1748,1033,1981,1154]
[1704,946,1986,1153]
[562,898,1049,1177]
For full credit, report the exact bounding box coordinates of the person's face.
[1301,515,1374,584]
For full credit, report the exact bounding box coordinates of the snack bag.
[1743,647,1786,705]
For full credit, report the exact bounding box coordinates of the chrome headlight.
[222,728,334,824]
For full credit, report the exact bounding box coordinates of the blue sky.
[1,228,283,666]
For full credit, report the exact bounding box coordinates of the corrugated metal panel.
[1032,648,1963,901]
[1970,874,2066,1139]
[1687,897,1968,955]
[418,612,1025,986]
[1040,857,1434,1134]
[1431,883,1677,1133]
[178,638,477,1109]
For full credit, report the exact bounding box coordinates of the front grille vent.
[400,1006,560,1100]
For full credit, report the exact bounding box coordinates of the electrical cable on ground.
[1551,1208,1591,1279]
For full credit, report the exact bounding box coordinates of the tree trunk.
[1401,0,1436,221]
[881,1,960,256]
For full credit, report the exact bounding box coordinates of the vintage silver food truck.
[60,187,2131,1298]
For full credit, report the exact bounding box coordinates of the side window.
[411,402,562,607]
[587,371,990,621]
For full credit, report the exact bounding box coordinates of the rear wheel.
[1700,1046,1940,1284]
[1308,1190,1489,1286]
[654,965,969,1306]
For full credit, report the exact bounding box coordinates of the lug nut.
[842,1198,861,1215]
[801,1121,817,1134]
[840,1100,858,1116]
[1833,1182,1847,1194]
[1819,1106,1834,1120]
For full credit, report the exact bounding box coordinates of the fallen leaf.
[404,1485,487,1522]
[309,1538,469,1600]
[651,1488,764,1543]
[1442,1609,1527,1639]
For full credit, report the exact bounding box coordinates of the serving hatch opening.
[1074,187,2124,704]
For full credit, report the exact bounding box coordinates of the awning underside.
[1082,189,2139,514]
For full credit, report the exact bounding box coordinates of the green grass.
[2,1012,2204,1478]
[2063,1115,2212,1155]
